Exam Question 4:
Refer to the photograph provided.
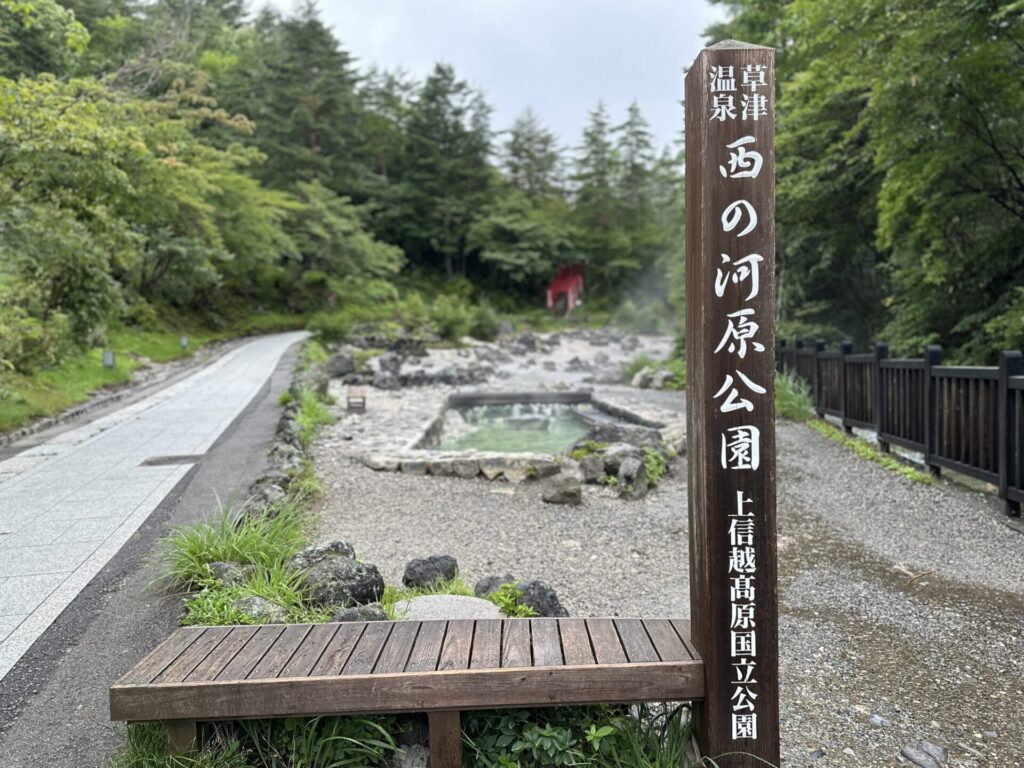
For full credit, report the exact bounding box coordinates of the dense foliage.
[0,0,684,386]
[710,0,1024,362]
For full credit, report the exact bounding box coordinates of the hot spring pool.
[437,403,591,454]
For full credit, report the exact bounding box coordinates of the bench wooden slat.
[406,620,446,672]
[217,626,285,680]
[437,620,473,671]
[586,619,626,664]
[110,660,705,722]
[375,622,420,673]
[280,624,338,677]
[615,620,658,663]
[501,620,531,668]
[558,619,596,665]
[154,627,231,683]
[670,619,699,660]
[470,620,501,669]
[642,619,692,662]
[249,625,313,679]
[118,626,205,684]
[186,627,259,682]
[343,622,393,675]
[530,619,563,667]
[310,623,365,676]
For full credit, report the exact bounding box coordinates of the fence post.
[998,351,1023,517]
[814,340,825,415]
[777,339,786,374]
[923,345,943,476]
[839,340,853,434]
[875,342,889,452]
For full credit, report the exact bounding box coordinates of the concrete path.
[0,331,306,682]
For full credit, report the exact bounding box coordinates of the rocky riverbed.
[308,328,1023,768]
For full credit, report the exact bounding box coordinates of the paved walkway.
[0,331,306,681]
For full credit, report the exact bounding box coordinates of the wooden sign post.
[685,41,779,766]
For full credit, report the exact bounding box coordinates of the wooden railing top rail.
[931,366,997,380]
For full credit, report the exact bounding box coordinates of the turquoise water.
[438,404,590,454]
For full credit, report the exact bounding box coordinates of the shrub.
[485,582,537,618]
[430,294,473,340]
[295,386,335,448]
[775,371,814,421]
[470,302,502,341]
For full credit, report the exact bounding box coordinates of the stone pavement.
[0,331,306,681]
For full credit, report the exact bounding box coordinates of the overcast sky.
[263,0,726,154]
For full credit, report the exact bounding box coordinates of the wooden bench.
[346,387,367,413]
[110,617,704,766]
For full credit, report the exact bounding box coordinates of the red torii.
[545,264,584,317]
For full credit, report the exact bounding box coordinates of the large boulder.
[600,442,643,474]
[232,595,287,623]
[330,603,389,622]
[541,474,582,505]
[394,595,502,621]
[517,580,568,617]
[403,555,459,588]
[579,454,605,483]
[325,348,356,378]
[617,456,650,500]
[586,422,662,449]
[288,542,384,607]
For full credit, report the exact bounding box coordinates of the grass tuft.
[158,501,308,592]
[806,418,934,484]
[775,371,815,421]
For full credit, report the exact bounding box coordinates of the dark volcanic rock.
[330,603,389,622]
[517,580,568,617]
[403,555,459,588]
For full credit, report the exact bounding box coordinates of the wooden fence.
[778,339,1024,518]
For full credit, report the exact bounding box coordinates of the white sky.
[261,0,726,153]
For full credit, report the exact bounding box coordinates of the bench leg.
[428,710,462,768]
[164,720,197,755]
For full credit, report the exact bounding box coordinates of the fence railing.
[777,339,1024,518]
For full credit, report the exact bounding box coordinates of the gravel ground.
[312,333,1024,768]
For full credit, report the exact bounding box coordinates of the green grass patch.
[380,576,475,619]
[294,386,335,448]
[159,502,309,592]
[182,563,331,626]
[775,371,815,421]
[806,418,934,484]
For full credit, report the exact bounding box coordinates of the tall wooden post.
[685,41,779,767]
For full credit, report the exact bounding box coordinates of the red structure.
[545,264,584,316]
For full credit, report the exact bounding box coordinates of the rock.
[291,541,357,570]
[618,456,650,500]
[451,458,480,479]
[580,454,605,483]
[208,561,254,586]
[426,459,454,477]
[394,595,502,621]
[517,579,568,617]
[528,459,561,478]
[395,745,429,768]
[365,455,400,471]
[400,459,428,475]
[982,731,998,742]
[377,351,402,375]
[601,442,643,473]
[288,544,384,607]
[541,473,582,505]
[330,603,388,622]
[631,365,654,388]
[809,748,826,762]
[900,747,941,768]
[232,595,287,623]
[325,349,356,378]
[919,741,948,763]
[594,352,610,365]
[403,555,459,588]
[474,574,516,597]
[372,370,400,390]
[868,714,892,728]
[542,361,557,371]
[651,369,676,389]
[587,421,662,448]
